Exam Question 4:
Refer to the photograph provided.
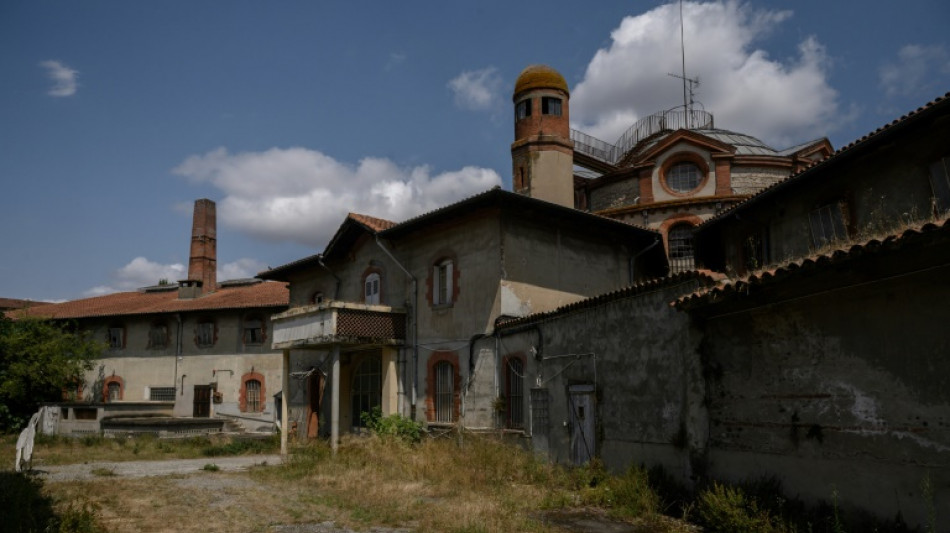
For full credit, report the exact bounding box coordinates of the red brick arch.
[102,375,124,402]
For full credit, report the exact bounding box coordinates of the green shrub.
[360,407,424,444]
[697,482,779,533]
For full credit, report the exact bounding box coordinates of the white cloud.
[173,147,501,249]
[879,44,950,98]
[39,60,79,97]
[219,258,268,281]
[83,256,270,297]
[570,1,840,148]
[448,67,502,111]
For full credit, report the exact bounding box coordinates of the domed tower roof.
[514,64,569,98]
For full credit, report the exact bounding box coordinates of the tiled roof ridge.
[347,212,397,232]
[675,215,950,309]
[700,91,950,228]
[8,280,289,320]
[497,269,722,329]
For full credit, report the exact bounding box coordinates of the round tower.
[511,64,574,207]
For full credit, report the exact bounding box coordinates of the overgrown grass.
[0,432,279,465]
[0,471,106,533]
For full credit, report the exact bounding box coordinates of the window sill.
[430,302,455,310]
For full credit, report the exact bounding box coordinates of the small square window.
[244,318,263,345]
[196,321,215,348]
[541,97,561,116]
[516,99,531,120]
[108,327,124,349]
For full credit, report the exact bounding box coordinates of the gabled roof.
[9,281,289,320]
[699,92,950,230]
[497,270,723,329]
[260,187,668,282]
[676,217,950,312]
[380,187,658,239]
[0,298,51,310]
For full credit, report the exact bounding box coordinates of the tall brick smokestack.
[188,198,217,295]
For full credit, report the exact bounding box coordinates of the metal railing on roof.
[572,108,714,166]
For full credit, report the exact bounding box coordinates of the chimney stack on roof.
[179,199,217,299]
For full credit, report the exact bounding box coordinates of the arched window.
[666,162,703,193]
[364,273,381,305]
[434,361,455,423]
[102,375,124,403]
[505,356,525,429]
[351,355,381,428]
[240,371,266,413]
[245,380,261,412]
[311,291,325,305]
[668,223,696,273]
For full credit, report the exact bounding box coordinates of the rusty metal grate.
[336,309,405,340]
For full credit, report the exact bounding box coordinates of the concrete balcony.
[270,301,406,349]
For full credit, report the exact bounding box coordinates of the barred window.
[432,259,454,306]
[107,382,121,402]
[809,202,848,247]
[245,379,262,412]
[434,361,455,423]
[149,387,176,402]
[668,224,696,273]
[506,357,525,429]
[351,355,382,428]
[667,162,702,193]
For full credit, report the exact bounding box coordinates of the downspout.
[174,313,183,396]
[317,255,342,300]
[374,235,418,417]
[629,237,661,283]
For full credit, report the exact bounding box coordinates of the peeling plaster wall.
[499,278,709,479]
[701,267,950,527]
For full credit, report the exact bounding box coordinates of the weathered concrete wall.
[730,166,789,195]
[79,309,283,428]
[701,267,950,527]
[589,177,640,212]
[498,277,710,479]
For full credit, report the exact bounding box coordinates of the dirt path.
[33,454,282,482]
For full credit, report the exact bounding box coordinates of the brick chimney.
[179,199,216,299]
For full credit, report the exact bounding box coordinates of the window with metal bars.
[107,381,121,402]
[506,357,525,429]
[149,386,176,402]
[668,224,696,273]
[809,202,848,247]
[351,355,382,428]
[245,379,262,412]
[434,361,455,423]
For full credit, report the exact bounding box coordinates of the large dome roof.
[514,65,569,97]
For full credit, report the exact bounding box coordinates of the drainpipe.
[174,314,183,397]
[629,237,661,283]
[317,255,342,300]
[374,235,418,417]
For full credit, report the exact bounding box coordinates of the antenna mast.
[668,0,700,127]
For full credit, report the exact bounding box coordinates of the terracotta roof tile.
[8,281,289,320]
[675,217,950,310]
[348,212,396,232]
[497,270,723,329]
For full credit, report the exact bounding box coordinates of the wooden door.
[193,385,212,418]
[568,384,596,465]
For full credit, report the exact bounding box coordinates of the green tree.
[0,315,102,432]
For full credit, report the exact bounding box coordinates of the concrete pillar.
[280,349,290,458]
[330,344,341,453]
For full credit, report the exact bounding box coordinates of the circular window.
[666,162,703,193]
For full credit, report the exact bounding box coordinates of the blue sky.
[2,1,948,302]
